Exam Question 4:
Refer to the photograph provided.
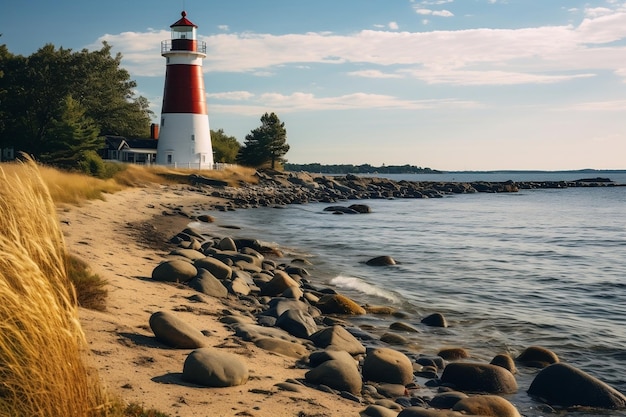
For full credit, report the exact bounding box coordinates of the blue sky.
[2,0,626,170]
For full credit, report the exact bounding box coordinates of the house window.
[167,154,172,164]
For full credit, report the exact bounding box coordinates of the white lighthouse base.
[156,113,214,169]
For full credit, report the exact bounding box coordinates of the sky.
[2,0,626,171]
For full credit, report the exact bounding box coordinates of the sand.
[59,183,364,417]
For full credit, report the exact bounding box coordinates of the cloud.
[206,91,480,115]
[388,21,399,30]
[217,25,229,31]
[414,7,454,17]
[93,9,626,87]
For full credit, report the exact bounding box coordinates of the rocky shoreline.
[144,171,626,417]
[190,170,622,210]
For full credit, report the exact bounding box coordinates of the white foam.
[330,275,399,303]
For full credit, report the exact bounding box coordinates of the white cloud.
[207,91,254,100]
[432,10,454,17]
[388,21,399,30]
[347,69,403,79]
[218,25,229,31]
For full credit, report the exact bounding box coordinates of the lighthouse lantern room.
[156,11,214,169]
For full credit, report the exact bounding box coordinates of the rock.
[438,347,469,360]
[254,338,309,359]
[360,404,400,417]
[397,408,462,416]
[281,285,304,299]
[227,276,251,296]
[527,362,626,409]
[182,348,248,387]
[366,256,397,266]
[348,204,371,213]
[149,311,208,348]
[193,257,233,280]
[218,237,238,251]
[169,248,206,260]
[309,325,366,355]
[516,345,559,368]
[275,309,318,339]
[187,268,228,298]
[265,298,321,318]
[196,214,215,223]
[452,395,521,417]
[380,333,409,345]
[429,391,468,409]
[305,358,362,395]
[151,259,198,283]
[362,348,414,385]
[260,270,300,296]
[440,362,518,394]
[389,322,419,333]
[309,350,357,367]
[316,294,366,315]
[324,205,359,214]
[490,353,517,374]
[421,313,448,328]
[232,323,302,344]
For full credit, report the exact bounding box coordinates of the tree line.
[0,40,290,172]
[284,163,440,174]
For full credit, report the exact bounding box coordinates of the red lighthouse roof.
[170,11,197,28]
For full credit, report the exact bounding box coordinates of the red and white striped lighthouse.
[156,11,213,169]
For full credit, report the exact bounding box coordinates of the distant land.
[284,163,441,174]
[284,164,625,175]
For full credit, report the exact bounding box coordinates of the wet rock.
[380,333,410,345]
[151,259,198,283]
[362,347,414,385]
[437,347,469,360]
[348,204,372,213]
[421,313,448,328]
[366,256,397,266]
[452,395,521,417]
[217,236,238,251]
[490,353,517,374]
[527,362,626,409]
[516,345,559,368]
[149,311,208,349]
[316,293,366,315]
[440,362,518,394]
[182,348,248,387]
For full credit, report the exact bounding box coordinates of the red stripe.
[161,65,207,114]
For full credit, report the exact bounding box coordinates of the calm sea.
[195,171,626,416]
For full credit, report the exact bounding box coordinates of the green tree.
[210,129,240,163]
[40,95,103,169]
[236,112,289,169]
[0,42,152,164]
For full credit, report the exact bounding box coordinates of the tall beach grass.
[0,159,107,416]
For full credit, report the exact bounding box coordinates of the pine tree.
[236,112,289,169]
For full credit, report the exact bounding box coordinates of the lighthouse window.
[191,135,195,142]
[161,118,165,127]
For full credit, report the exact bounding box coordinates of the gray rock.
[151,259,198,283]
[397,407,461,416]
[254,338,309,359]
[420,313,448,328]
[218,237,238,251]
[182,348,248,387]
[232,323,302,344]
[188,268,228,298]
[309,325,366,355]
[305,358,363,395]
[360,404,399,417]
[429,391,468,409]
[259,270,299,296]
[380,333,409,345]
[389,322,419,333]
[275,309,318,339]
[528,362,626,409]
[169,248,206,260]
[228,276,251,296]
[362,348,414,385]
[193,257,232,280]
[440,362,518,394]
[149,311,208,348]
[309,350,356,367]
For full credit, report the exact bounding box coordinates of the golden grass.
[0,158,108,416]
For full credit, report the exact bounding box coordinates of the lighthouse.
[156,11,213,169]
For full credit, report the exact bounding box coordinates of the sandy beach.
[59,183,364,417]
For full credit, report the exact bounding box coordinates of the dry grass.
[0,158,107,416]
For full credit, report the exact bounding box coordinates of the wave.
[330,275,399,303]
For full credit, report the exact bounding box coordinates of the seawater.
[195,172,626,416]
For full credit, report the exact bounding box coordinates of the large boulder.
[452,395,521,417]
[527,362,626,409]
[309,325,366,355]
[187,268,228,298]
[440,362,517,394]
[182,348,248,387]
[149,311,208,348]
[362,348,414,385]
[275,309,318,339]
[151,259,198,283]
[305,358,362,394]
[193,257,232,280]
[259,270,300,296]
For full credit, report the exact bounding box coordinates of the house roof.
[104,136,157,151]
